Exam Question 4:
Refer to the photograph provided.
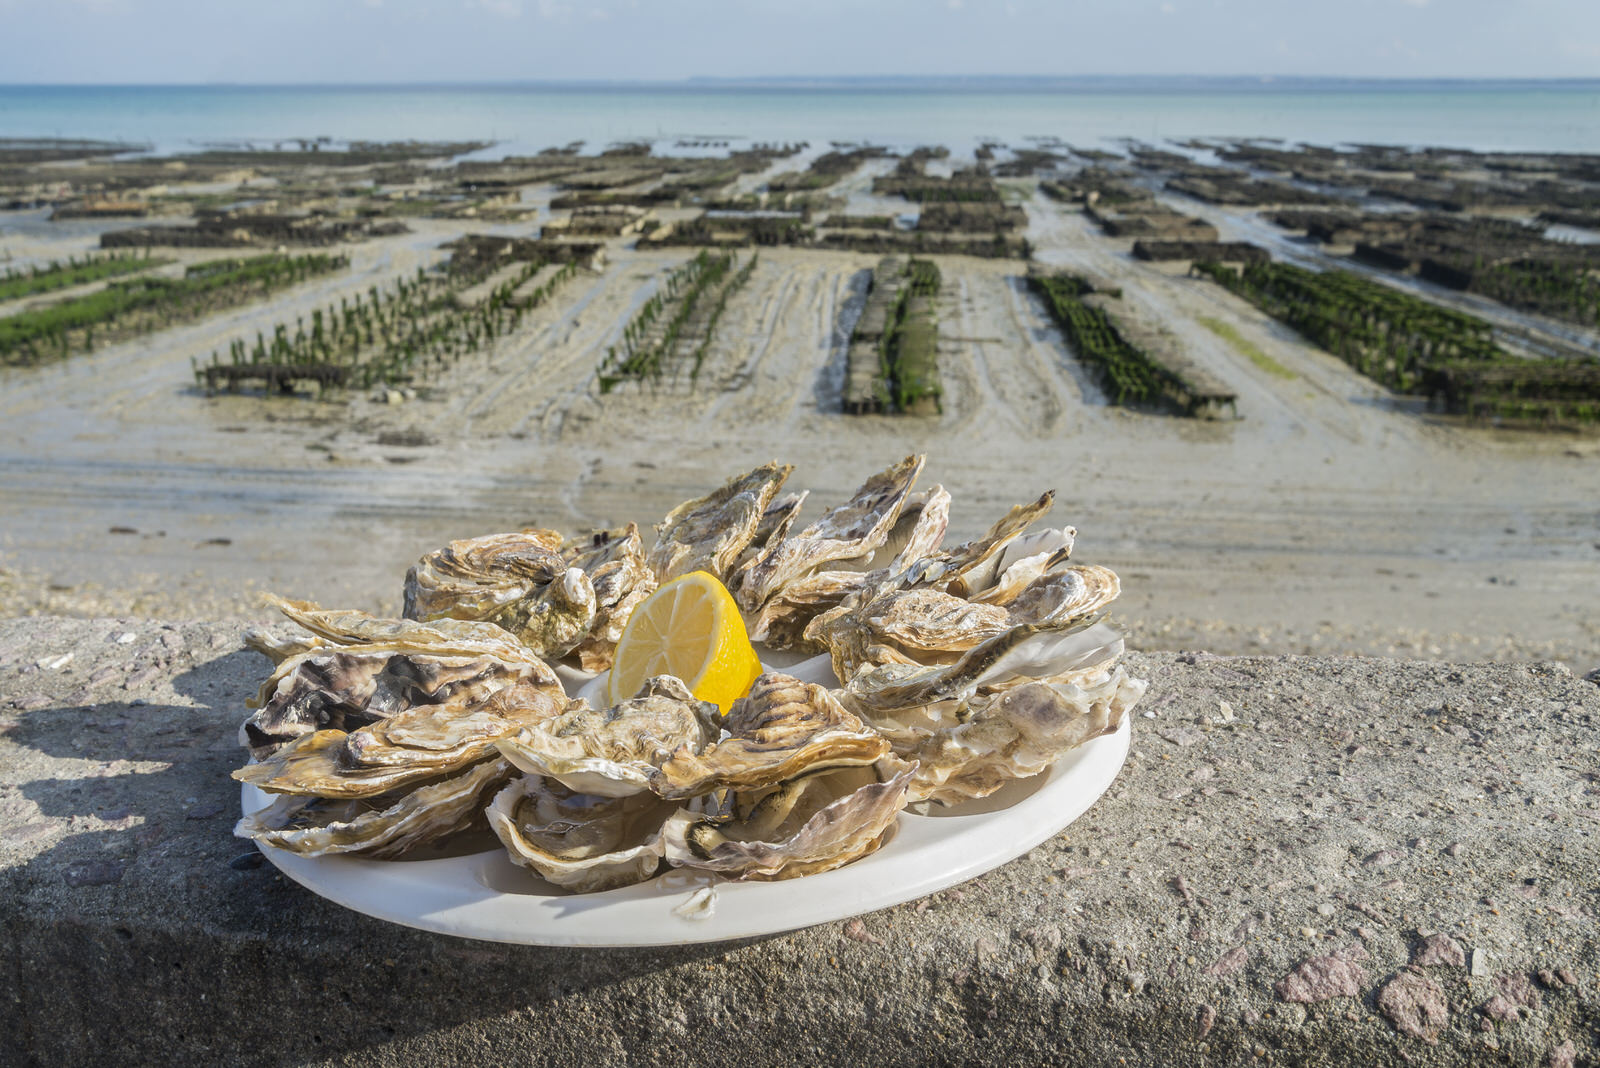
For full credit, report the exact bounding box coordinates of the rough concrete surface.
[0,618,1596,1067]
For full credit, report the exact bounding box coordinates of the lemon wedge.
[607,570,762,713]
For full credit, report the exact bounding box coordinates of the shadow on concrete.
[2,650,770,1067]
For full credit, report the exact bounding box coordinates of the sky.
[1,0,1598,83]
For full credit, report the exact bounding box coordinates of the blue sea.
[2,79,1600,158]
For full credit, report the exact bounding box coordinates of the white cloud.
[1160,2,1176,12]
[471,0,522,17]
[1400,0,1429,6]
[947,0,963,9]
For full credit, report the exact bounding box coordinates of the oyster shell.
[266,595,543,662]
[746,486,952,651]
[241,623,321,665]
[896,491,1056,598]
[487,776,676,892]
[902,665,1145,805]
[562,523,657,672]
[747,569,867,648]
[811,563,1119,681]
[730,490,809,578]
[403,532,598,659]
[342,680,568,770]
[233,729,482,799]
[648,462,794,583]
[649,673,890,800]
[235,758,511,858]
[735,454,925,612]
[661,762,913,880]
[241,639,558,759]
[494,676,720,798]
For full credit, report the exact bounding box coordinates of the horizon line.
[4,74,1600,89]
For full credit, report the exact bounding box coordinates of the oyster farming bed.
[0,253,346,366]
[195,253,580,394]
[1193,260,1600,426]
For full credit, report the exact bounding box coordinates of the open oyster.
[650,673,889,799]
[562,523,657,672]
[746,485,952,650]
[648,461,793,583]
[661,762,913,880]
[735,454,926,613]
[235,758,511,858]
[487,776,677,892]
[903,665,1144,805]
[404,531,598,658]
[494,676,720,797]
[241,638,561,759]
[841,622,1140,804]
[812,563,1120,681]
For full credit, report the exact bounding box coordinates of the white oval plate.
[240,652,1130,947]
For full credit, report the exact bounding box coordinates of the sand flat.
[0,194,1595,666]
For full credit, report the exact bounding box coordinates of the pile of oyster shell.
[232,455,1146,892]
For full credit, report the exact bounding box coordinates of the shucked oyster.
[903,665,1144,805]
[235,758,511,858]
[649,673,889,800]
[234,729,487,798]
[812,564,1120,681]
[661,762,913,880]
[841,622,1141,804]
[747,485,951,650]
[241,635,561,759]
[404,532,598,659]
[649,461,793,583]
[487,776,677,892]
[735,454,926,613]
[494,676,720,797]
[562,523,657,672]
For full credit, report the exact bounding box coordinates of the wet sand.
[2,188,1596,669]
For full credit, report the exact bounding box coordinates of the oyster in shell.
[241,638,559,759]
[487,776,676,892]
[735,454,925,612]
[342,680,568,770]
[234,729,487,799]
[843,621,1126,718]
[235,758,511,858]
[811,563,1119,680]
[814,587,1012,681]
[265,595,541,662]
[903,664,1145,805]
[895,491,1056,597]
[649,673,890,800]
[662,762,913,880]
[404,532,598,659]
[494,676,720,798]
[648,462,793,583]
[746,486,952,650]
[730,490,809,577]
[840,622,1141,803]
[562,523,657,672]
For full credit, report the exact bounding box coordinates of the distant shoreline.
[4,75,1600,92]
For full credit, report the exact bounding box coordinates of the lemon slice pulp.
[607,570,762,713]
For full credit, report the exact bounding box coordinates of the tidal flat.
[1,136,1595,668]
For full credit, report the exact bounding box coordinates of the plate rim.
[241,716,1130,947]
